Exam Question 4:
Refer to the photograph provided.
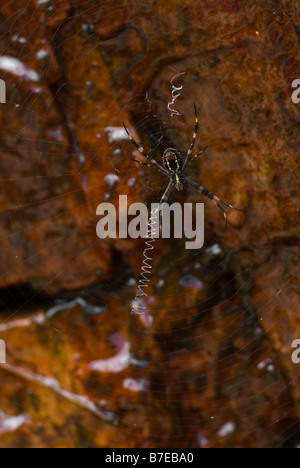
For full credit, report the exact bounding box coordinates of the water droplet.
[47,127,63,142]
[127,277,137,287]
[81,24,95,37]
[12,35,27,44]
[205,244,222,255]
[104,174,120,189]
[123,378,147,393]
[128,177,136,188]
[36,50,50,70]
[156,279,165,288]
[147,296,156,304]
[82,174,88,188]
[36,50,48,60]
[38,0,51,6]
[178,275,203,290]
[104,126,127,144]
[197,432,208,448]
[217,422,236,438]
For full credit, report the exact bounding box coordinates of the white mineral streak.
[89,342,131,373]
[0,56,40,82]
[0,410,30,435]
[1,363,115,423]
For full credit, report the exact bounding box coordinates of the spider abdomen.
[162,148,183,174]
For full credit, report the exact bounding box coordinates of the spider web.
[0,0,299,449]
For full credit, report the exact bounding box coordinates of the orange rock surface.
[0,0,299,448]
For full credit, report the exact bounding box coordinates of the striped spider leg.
[122,122,169,177]
[123,104,242,230]
[182,176,242,229]
[183,103,199,171]
[143,180,175,236]
[185,145,209,172]
[147,180,176,236]
[158,180,175,234]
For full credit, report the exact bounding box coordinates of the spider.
[122,104,242,228]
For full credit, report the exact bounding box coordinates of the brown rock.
[0,0,299,449]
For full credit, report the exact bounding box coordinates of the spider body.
[122,104,242,228]
[163,148,183,173]
[163,149,184,190]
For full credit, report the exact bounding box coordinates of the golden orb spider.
[122,104,242,228]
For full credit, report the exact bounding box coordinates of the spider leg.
[132,159,160,170]
[182,177,242,229]
[159,180,175,205]
[185,146,208,171]
[157,180,175,236]
[183,103,199,170]
[122,122,169,177]
[214,202,228,229]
